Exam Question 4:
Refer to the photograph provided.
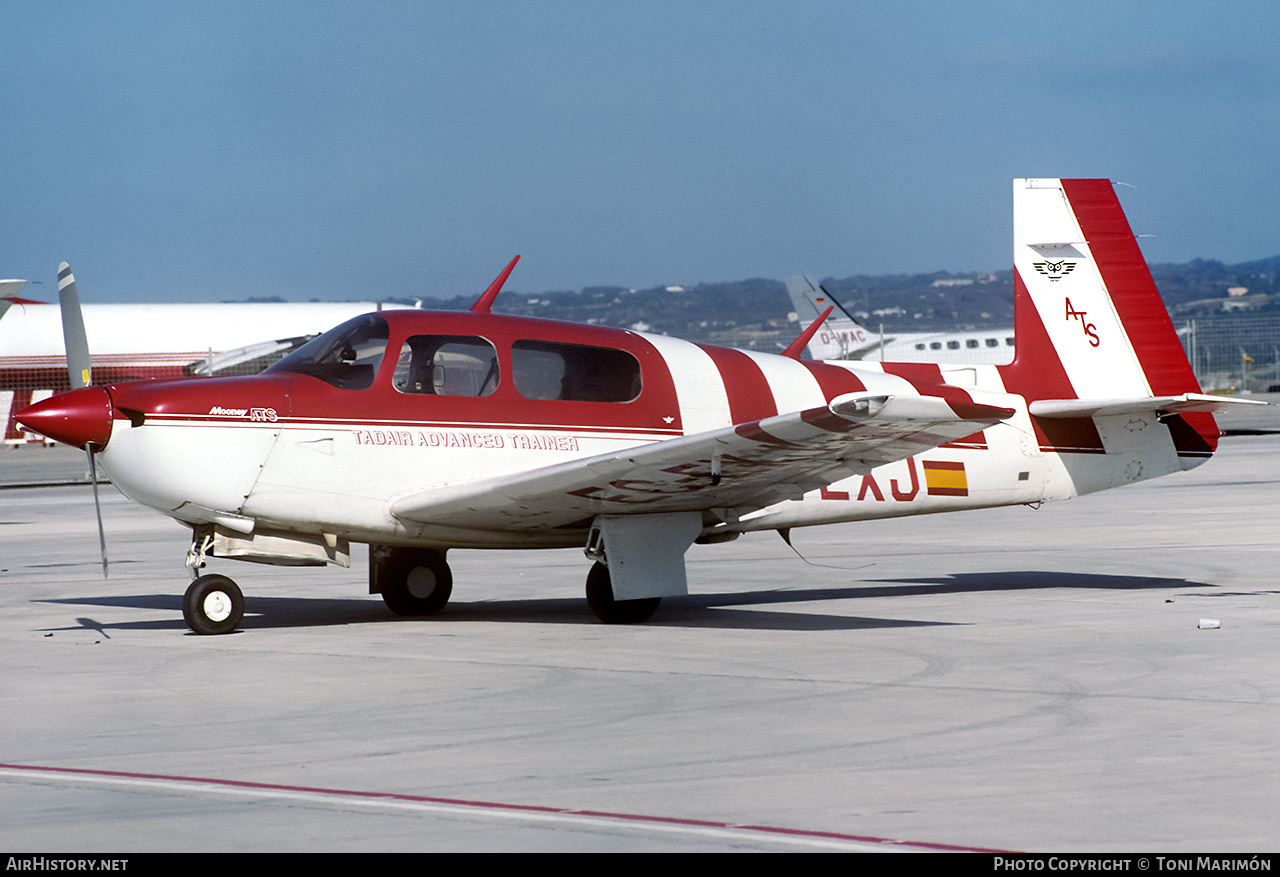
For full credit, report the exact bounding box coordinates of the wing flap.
[390,392,1014,532]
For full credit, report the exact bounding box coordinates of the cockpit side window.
[511,340,641,402]
[393,335,499,397]
[265,314,389,390]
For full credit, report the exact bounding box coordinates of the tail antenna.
[782,306,835,359]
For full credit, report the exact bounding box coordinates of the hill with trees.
[399,255,1280,352]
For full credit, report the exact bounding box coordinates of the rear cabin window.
[393,335,499,397]
[265,314,389,390]
[511,340,641,402]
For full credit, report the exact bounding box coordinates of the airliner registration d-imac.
[786,275,1015,364]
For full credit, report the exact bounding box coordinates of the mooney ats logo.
[208,406,278,421]
[1033,260,1077,281]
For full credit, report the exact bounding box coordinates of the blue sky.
[4,1,1277,303]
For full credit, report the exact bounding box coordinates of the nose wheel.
[183,574,245,635]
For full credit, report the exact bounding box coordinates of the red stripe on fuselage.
[879,362,991,450]
[800,361,868,402]
[695,344,777,424]
[881,363,985,415]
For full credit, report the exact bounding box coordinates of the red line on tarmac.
[1,762,1009,852]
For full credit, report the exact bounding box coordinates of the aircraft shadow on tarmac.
[36,570,1207,635]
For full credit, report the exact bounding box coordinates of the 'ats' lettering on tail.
[1065,297,1100,347]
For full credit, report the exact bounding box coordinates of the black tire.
[183,574,244,635]
[585,562,661,624]
[379,548,453,616]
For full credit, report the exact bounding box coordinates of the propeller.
[57,262,109,578]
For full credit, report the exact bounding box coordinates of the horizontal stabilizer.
[1029,394,1268,419]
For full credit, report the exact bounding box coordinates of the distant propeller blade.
[58,262,92,389]
[87,448,109,578]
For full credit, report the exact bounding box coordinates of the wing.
[390,392,1015,533]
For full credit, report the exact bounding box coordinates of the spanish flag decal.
[922,460,968,497]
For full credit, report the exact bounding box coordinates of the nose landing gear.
[183,574,245,635]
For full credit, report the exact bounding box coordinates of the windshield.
[265,314,389,390]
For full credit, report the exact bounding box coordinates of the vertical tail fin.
[783,276,883,360]
[998,178,1220,458]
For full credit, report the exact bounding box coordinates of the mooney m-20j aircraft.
[19,179,1261,635]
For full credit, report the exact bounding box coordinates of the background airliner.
[786,275,1016,364]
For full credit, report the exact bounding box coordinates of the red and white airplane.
[18,179,1261,635]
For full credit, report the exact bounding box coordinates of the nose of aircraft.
[16,386,116,449]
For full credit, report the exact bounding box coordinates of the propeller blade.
[58,261,109,578]
[58,262,92,389]
[87,448,109,578]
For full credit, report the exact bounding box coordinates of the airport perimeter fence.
[1180,313,1280,395]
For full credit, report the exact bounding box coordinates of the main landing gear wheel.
[585,562,661,624]
[183,574,245,635]
[379,548,453,616]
